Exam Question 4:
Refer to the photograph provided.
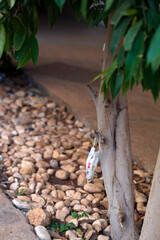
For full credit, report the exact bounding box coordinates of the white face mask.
[86,146,99,183]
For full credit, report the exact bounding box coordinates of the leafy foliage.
[71,211,89,218]
[0,0,160,101]
[16,188,24,196]
[46,220,75,233]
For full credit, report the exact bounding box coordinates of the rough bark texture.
[89,16,138,240]
[139,149,160,240]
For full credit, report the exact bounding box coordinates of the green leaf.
[17,48,31,68]
[15,37,30,61]
[81,211,88,218]
[54,0,65,12]
[92,10,109,26]
[4,30,11,52]
[105,0,113,12]
[13,19,27,51]
[111,17,132,54]
[68,222,75,230]
[31,5,38,34]
[90,69,109,83]
[147,0,159,12]
[134,62,143,85]
[70,0,82,22]
[81,0,87,17]
[125,31,145,82]
[0,23,5,58]
[48,1,59,28]
[105,57,117,85]
[121,8,138,16]
[147,25,160,72]
[147,10,160,29]
[122,79,130,97]
[110,0,131,26]
[110,71,124,99]
[29,34,39,65]
[72,211,79,218]
[105,0,118,12]
[124,20,143,51]
[117,46,125,68]
[7,0,16,8]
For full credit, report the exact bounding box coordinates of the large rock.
[20,161,35,175]
[84,183,103,193]
[55,170,69,180]
[27,208,51,227]
[35,226,51,240]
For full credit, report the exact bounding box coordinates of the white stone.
[35,225,51,240]
[66,230,77,240]
[9,182,19,191]
[12,198,31,211]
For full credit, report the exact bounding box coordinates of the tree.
[0,0,160,239]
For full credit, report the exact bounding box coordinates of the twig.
[87,84,97,105]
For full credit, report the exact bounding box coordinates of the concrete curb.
[0,188,38,240]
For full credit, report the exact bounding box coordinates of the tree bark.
[89,16,138,240]
[139,149,160,240]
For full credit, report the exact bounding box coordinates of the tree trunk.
[139,149,160,240]
[96,92,137,240]
[89,16,138,240]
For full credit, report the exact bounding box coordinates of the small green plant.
[71,211,79,218]
[16,188,24,196]
[72,211,89,219]
[46,220,75,233]
[77,229,82,235]
[0,160,3,164]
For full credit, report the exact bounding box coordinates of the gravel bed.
[0,76,152,240]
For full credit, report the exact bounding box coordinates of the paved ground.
[0,188,38,240]
[25,15,160,173]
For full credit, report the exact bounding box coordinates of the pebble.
[92,219,108,232]
[35,225,51,240]
[12,198,31,211]
[66,230,77,240]
[9,182,19,191]
[55,170,69,180]
[97,235,110,240]
[49,159,58,168]
[13,136,25,145]
[84,183,104,193]
[56,207,70,220]
[20,161,35,175]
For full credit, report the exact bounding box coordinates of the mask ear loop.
[93,137,96,148]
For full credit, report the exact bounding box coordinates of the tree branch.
[87,84,97,106]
